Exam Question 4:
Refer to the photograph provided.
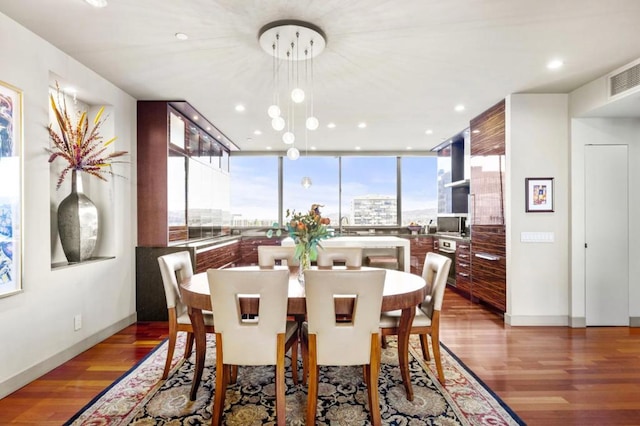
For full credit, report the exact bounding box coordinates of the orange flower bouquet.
[286,204,331,270]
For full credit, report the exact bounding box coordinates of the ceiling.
[2,0,640,153]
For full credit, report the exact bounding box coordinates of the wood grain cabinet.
[406,236,434,275]
[455,241,472,294]
[470,99,507,313]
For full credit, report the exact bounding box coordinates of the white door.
[585,144,628,326]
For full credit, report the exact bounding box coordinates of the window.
[341,157,397,225]
[283,156,339,224]
[401,157,438,225]
[229,156,279,227]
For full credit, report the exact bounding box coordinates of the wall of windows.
[229,154,437,228]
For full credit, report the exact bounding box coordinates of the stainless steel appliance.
[437,216,467,235]
[436,237,457,285]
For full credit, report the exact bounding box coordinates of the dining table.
[180,265,427,401]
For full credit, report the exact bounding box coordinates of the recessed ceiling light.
[216,135,221,139]
[454,104,465,112]
[85,0,107,8]
[235,104,245,112]
[425,129,433,135]
[327,122,336,129]
[266,146,272,150]
[355,146,361,150]
[192,115,198,121]
[175,33,189,41]
[253,130,262,135]
[206,126,211,131]
[406,147,412,150]
[547,59,564,70]
[357,122,367,129]
[310,146,317,150]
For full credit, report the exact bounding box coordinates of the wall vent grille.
[610,63,640,97]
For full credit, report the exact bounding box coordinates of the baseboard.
[504,313,569,326]
[0,313,137,399]
[570,317,586,328]
[629,317,640,327]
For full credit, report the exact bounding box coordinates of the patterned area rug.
[65,334,525,425]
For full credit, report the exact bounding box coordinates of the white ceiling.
[1,0,640,152]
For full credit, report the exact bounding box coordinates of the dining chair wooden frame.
[157,251,215,380]
[207,268,298,426]
[302,269,386,426]
[379,252,451,384]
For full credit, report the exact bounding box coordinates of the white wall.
[0,12,137,398]
[570,118,640,325]
[505,94,571,325]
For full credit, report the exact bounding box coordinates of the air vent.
[609,61,640,98]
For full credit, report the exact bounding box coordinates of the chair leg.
[162,314,178,379]
[290,337,299,385]
[212,334,227,426]
[276,334,286,426]
[431,331,445,384]
[183,331,195,359]
[229,365,238,384]
[419,333,431,361]
[380,334,387,349]
[367,334,382,426]
[306,334,319,426]
[301,328,308,386]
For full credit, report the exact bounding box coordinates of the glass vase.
[297,247,311,284]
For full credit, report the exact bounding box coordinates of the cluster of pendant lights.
[258,20,326,163]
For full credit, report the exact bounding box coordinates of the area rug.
[65,334,525,425]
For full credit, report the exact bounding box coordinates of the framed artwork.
[525,177,554,213]
[0,80,22,298]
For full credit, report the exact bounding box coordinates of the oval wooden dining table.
[180,265,427,401]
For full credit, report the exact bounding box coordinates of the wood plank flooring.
[1,289,639,425]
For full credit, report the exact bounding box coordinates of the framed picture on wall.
[0,80,23,298]
[525,177,554,213]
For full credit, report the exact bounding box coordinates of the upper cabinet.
[470,100,505,225]
[137,101,237,247]
[435,129,469,214]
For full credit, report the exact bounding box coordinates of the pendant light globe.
[291,88,305,103]
[268,104,281,118]
[282,131,295,144]
[272,116,285,131]
[287,147,300,160]
[306,116,319,130]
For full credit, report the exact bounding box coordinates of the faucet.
[339,215,349,235]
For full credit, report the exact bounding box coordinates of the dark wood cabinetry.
[455,241,471,294]
[470,99,507,313]
[407,236,434,275]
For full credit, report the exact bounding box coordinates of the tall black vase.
[57,170,99,263]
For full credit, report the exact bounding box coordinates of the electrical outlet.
[74,314,82,331]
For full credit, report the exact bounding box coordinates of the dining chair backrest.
[304,269,385,365]
[316,247,363,270]
[207,268,290,365]
[157,251,193,313]
[257,245,298,268]
[420,252,452,317]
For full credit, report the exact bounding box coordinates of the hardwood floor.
[1,289,639,425]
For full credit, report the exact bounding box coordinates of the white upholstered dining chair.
[379,251,451,384]
[302,269,386,426]
[316,246,363,269]
[157,251,215,379]
[257,245,298,270]
[206,268,299,426]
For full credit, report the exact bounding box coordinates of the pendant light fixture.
[258,20,326,157]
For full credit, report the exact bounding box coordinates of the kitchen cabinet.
[455,241,471,294]
[406,236,434,275]
[435,130,469,214]
[470,100,507,313]
[137,101,235,247]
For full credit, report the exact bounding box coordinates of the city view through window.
[230,156,438,229]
